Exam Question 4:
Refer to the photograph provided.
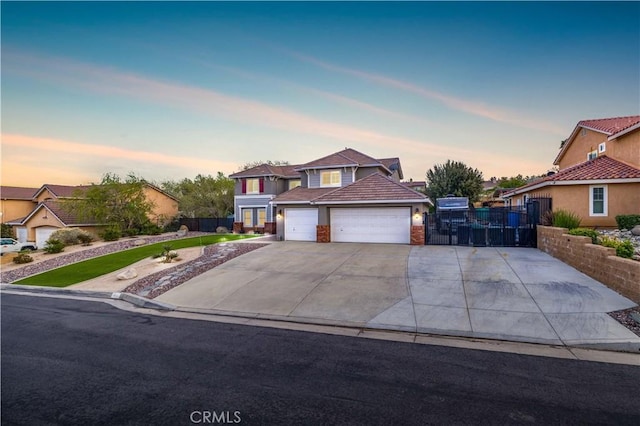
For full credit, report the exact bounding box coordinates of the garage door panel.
[36,226,58,248]
[331,208,410,244]
[285,208,318,241]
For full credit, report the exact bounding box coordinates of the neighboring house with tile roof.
[0,186,39,232]
[503,115,640,227]
[229,148,431,244]
[4,183,179,246]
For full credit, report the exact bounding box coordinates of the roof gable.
[295,148,386,171]
[555,115,640,165]
[229,164,301,179]
[33,184,91,200]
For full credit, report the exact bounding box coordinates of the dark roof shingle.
[0,186,39,200]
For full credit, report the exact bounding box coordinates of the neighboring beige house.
[4,183,178,246]
[503,115,640,228]
[0,186,39,229]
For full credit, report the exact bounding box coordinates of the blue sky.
[2,1,638,187]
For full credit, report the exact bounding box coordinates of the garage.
[36,226,59,248]
[331,207,410,244]
[285,208,318,241]
[16,227,28,243]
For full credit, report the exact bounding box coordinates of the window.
[288,180,301,190]
[581,128,587,137]
[246,178,260,194]
[320,170,341,187]
[589,185,607,216]
[598,142,606,153]
[243,209,253,226]
[587,150,597,161]
[257,209,266,226]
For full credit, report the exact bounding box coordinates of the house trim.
[609,122,640,140]
[588,184,608,217]
[503,178,640,197]
[314,199,428,205]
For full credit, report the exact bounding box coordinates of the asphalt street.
[2,294,639,425]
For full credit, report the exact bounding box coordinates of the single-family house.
[0,186,39,228]
[503,115,640,227]
[4,183,179,246]
[231,148,431,244]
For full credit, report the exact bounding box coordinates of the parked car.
[0,238,37,256]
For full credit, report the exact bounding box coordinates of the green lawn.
[15,234,257,287]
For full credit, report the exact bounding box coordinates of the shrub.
[155,244,178,263]
[615,214,640,230]
[541,210,554,226]
[49,228,94,246]
[163,218,181,233]
[13,251,34,264]
[141,222,163,235]
[101,227,121,242]
[43,238,65,254]
[1,223,13,238]
[552,209,581,230]
[568,228,599,244]
[600,237,635,259]
[77,233,94,246]
[123,228,139,237]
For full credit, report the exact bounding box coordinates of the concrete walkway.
[156,242,640,351]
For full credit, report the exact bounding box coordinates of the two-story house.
[503,115,640,227]
[231,148,431,244]
[3,183,178,246]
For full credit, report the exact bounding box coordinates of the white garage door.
[331,208,410,244]
[285,208,318,241]
[36,226,58,248]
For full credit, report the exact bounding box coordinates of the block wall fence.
[537,226,640,303]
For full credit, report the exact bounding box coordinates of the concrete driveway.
[156,242,640,350]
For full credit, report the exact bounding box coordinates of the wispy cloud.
[1,133,238,174]
[286,50,566,135]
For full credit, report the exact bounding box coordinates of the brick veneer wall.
[411,226,425,246]
[264,222,276,234]
[537,226,640,303]
[317,225,330,243]
[233,222,243,233]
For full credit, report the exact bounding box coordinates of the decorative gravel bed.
[0,232,211,283]
[609,306,640,337]
[123,243,267,299]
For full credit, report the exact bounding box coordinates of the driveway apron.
[156,242,640,350]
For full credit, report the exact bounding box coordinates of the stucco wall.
[0,199,35,223]
[143,187,178,226]
[509,183,640,228]
[559,128,639,169]
[537,226,640,303]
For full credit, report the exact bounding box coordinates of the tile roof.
[229,164,301,179]
[272,187,336,203]
[41,200,99,225]
[0,186,39,200]
[503,156,640,196]
[554,115,640,165]
[313,173,428,203]
[35,184,91,199]
[578,115,640,136]
[295,148,383,170]
[402,181,426,189]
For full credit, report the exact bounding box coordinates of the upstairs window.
[245,178,260,194]
[598,142,606,153]
[320,170,341,187]
[288,180,301,190]
[587,150,597,161]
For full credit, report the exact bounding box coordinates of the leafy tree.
[1,223,13,238]
[64,173,155,233]
[497,175,528,189]
[425,160,484,203]
[241,160,289,171]
[161,172,234,218]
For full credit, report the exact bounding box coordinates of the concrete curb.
[0,284,175,312]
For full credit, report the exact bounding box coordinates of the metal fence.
[425,198,551,247]
[178,217,234,232]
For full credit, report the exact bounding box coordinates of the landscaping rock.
[133,239,148,246]
[117,268,138,280]
[631,225,640,236]
[216,226,229,234]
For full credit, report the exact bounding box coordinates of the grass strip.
[15,234,257,287]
